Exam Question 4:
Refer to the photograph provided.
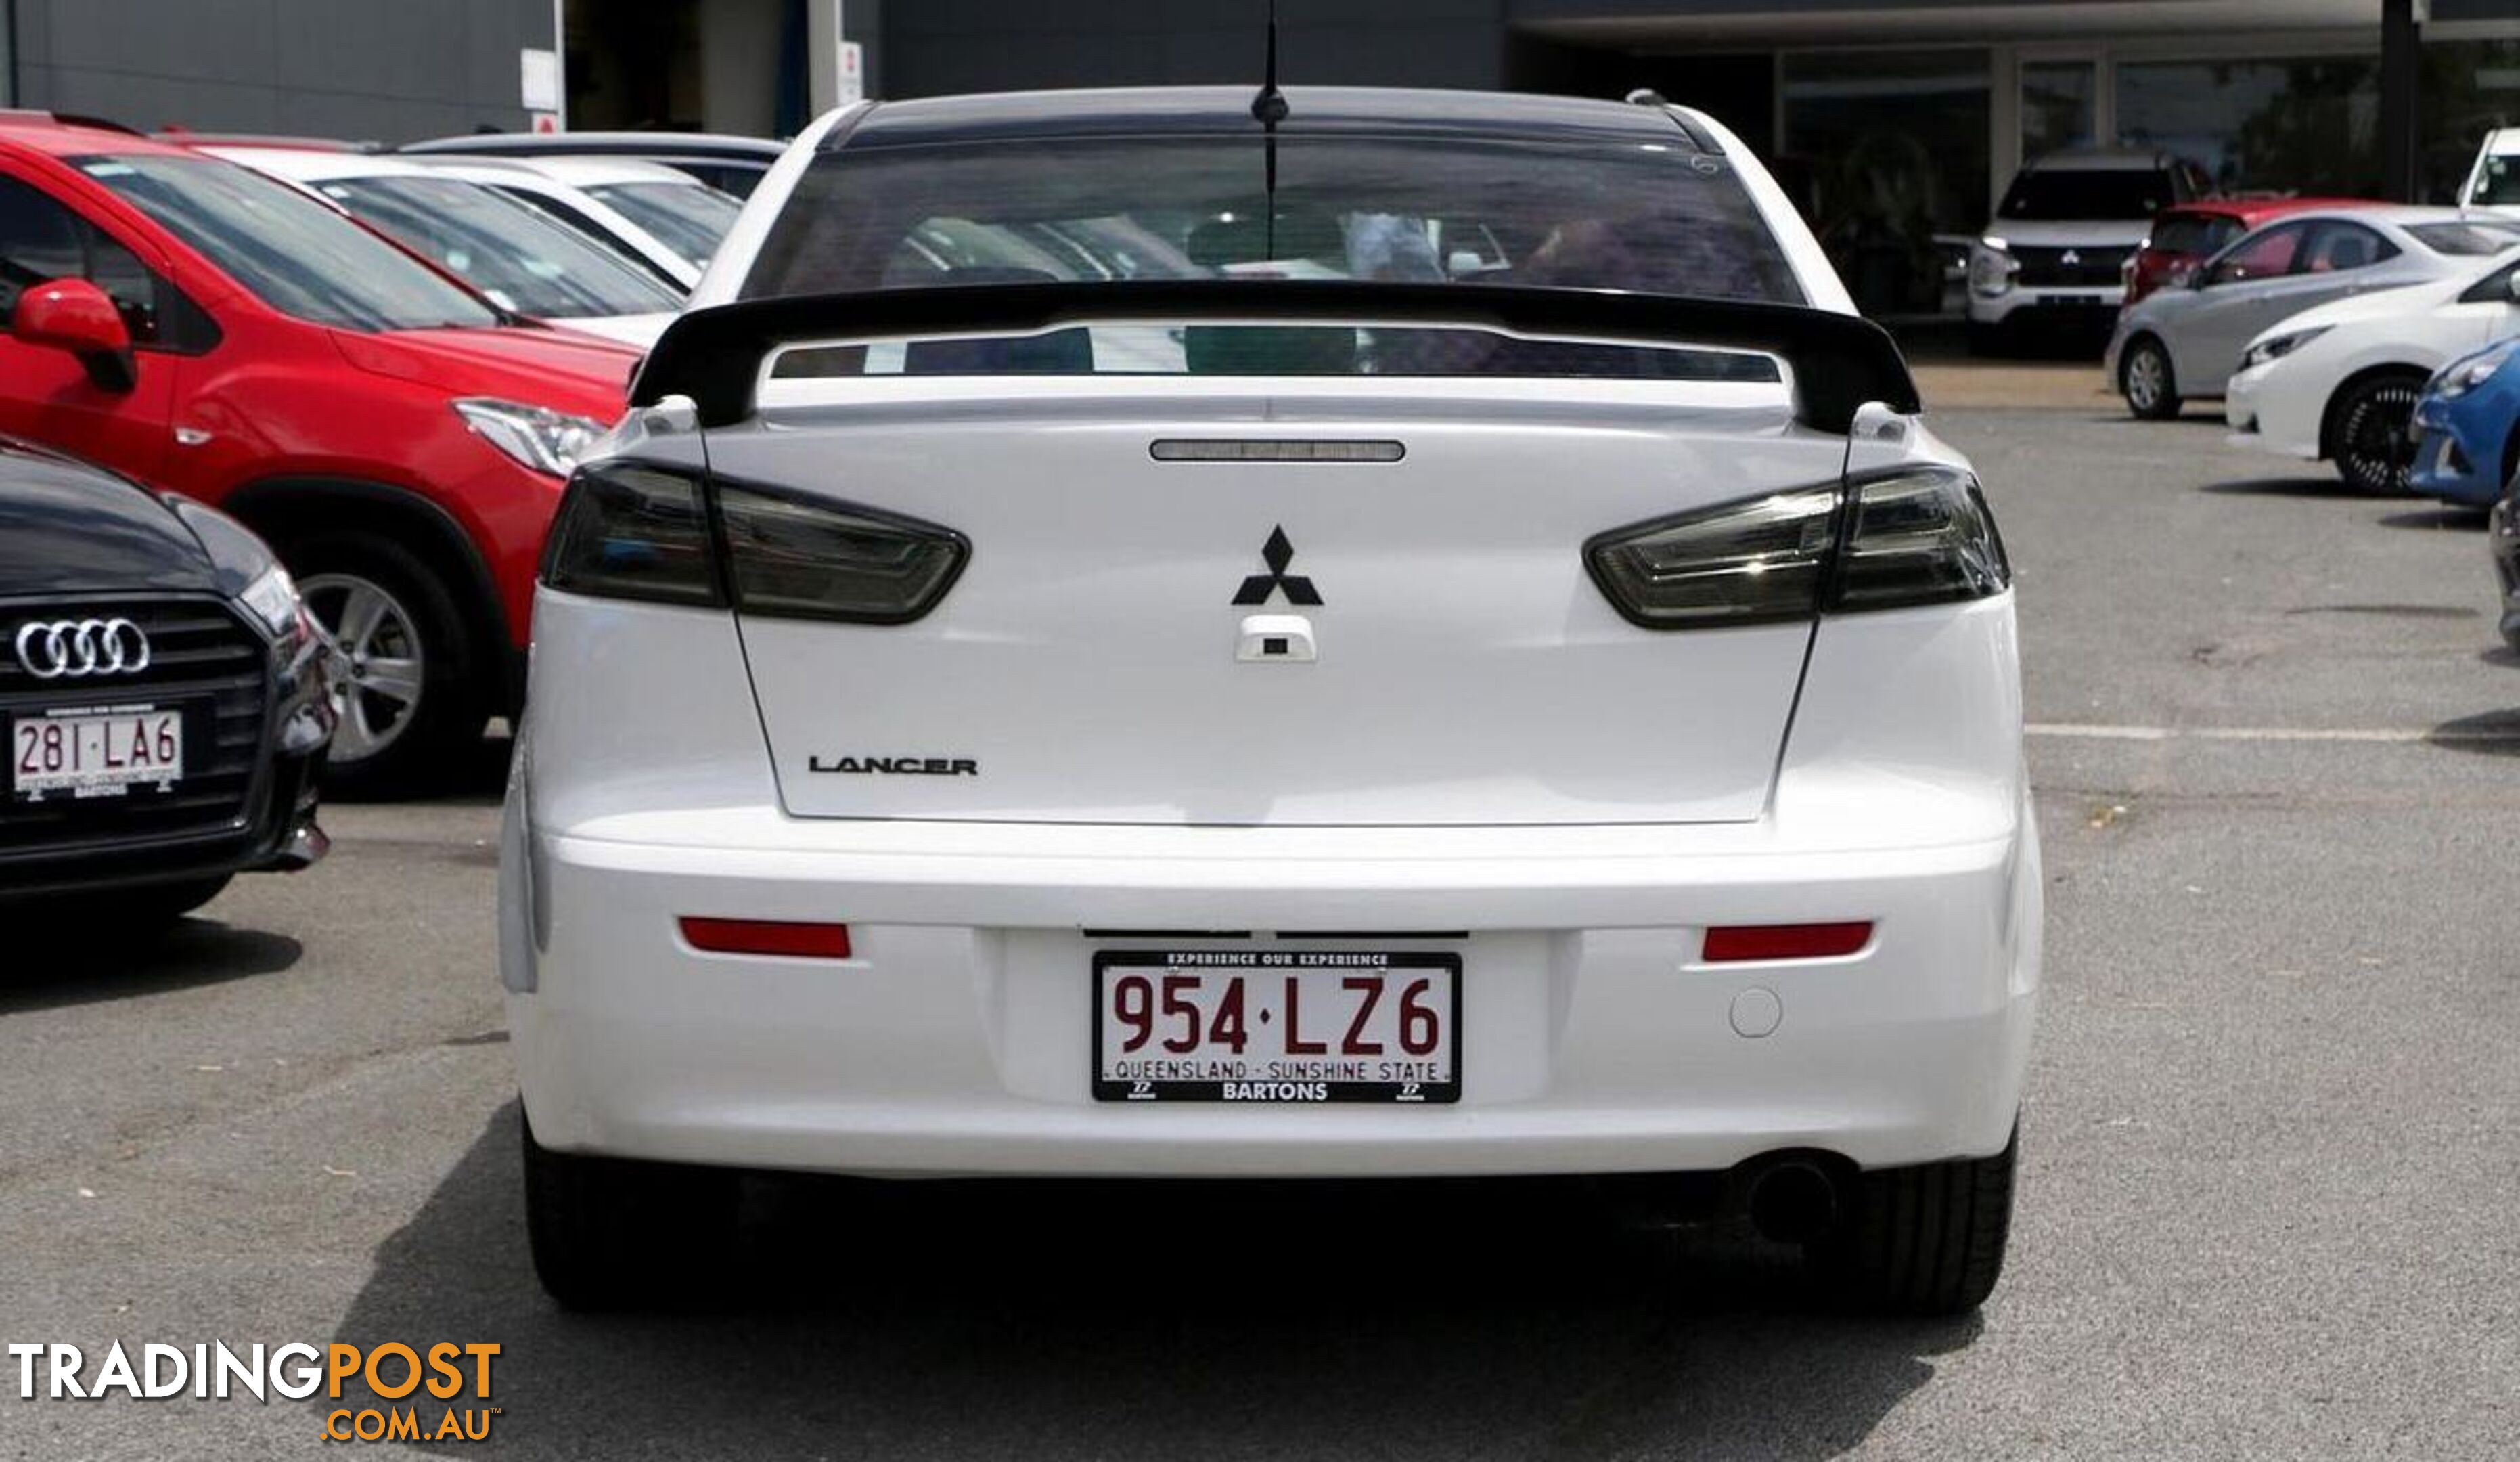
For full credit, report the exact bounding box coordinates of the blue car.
[2410,338,2520,506]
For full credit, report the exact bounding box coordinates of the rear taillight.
[540,462,723,607]
[1584,466,2007,629]
[1583,485,1841,629]
[542,462,968,624]
[715,483,969,625]
[1833,466,2010,612]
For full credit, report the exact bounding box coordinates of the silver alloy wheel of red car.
[299,571,426,764]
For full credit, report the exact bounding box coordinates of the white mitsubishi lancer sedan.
[500,86,2040,1314]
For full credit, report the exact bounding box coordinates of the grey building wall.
[9,0,555,143]
[880,0,1511,99]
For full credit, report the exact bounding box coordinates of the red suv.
[0,114,638,791]
[2123,196,2381,305]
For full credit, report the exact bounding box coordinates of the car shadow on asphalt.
[2429,707,2520,756]
[0,921,302,1014]
[2374,506,2491,531]
[2197,476,2362,499]
[334,1103,1981,1459]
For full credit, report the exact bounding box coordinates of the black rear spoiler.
[632,281,1920,436]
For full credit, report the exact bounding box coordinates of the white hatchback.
[501,86,2042,1314]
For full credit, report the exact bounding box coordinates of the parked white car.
[2226,252,2520,492]
[2107,207,2520,418]
[479,156,741,273]
[403,155,703,294]
[2458,126,2520,218]
[1968,146,2208,353]
[202,146,681,348]
[505,87,2040,1315]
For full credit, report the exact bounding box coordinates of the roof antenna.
[1249,0,1288,260]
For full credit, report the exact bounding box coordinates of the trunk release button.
[1237,614,1317,663]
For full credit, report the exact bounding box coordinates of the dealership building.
[6,1,2519,250]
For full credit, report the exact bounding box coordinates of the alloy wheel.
[2338,381,2423,494]
[2124,346,2167,414]
[300,572,426,764]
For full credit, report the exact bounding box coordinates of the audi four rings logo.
[14,619,152,680]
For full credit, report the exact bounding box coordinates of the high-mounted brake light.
[1584,466,2008,629]
[1701,922,1873,962]
[541,462,968,624]
[679,917,854,959]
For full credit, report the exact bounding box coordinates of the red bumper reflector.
[679,917,853,959]
[1701,921,1873,962]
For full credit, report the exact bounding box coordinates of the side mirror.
[2505,269,2520,303]
[12,278,136,392]
[2169,264,2201,290]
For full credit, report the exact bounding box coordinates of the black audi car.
[2,437,331,928]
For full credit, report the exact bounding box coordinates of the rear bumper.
[1969,287,2121,331]
[505,795,2041,1179]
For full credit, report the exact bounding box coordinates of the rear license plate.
[9,705,185,800]
[1093,950,1462,1104]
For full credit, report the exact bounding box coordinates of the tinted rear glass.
[744,134,1801,305]
[2149,213,2241,255]
[1998,169,2173,221]
[2408,220,2520,256]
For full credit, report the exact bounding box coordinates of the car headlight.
[453,399,612,478]
[1969,237,2017,298]
[2436,342,2518,399]
[238,562,304,637]
[2241,326,2331,372]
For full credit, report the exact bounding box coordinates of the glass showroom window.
[2023,60,2098,158]
[2117,58,2380,195]
[1782,49,1991,318]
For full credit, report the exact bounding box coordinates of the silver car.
[2107,206,2520,418]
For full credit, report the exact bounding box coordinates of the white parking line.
[2029,722,2520,745]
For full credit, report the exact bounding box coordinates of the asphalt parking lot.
[4,403,2516,1460]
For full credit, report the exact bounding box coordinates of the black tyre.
[522,1109,739,1311]
[2119,336,2182,420]
[291,533,488,797]
[1809,1125,2017,1315]
[2326,374,2427,496]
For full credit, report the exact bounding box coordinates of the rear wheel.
[2327,374,2426,495]
[2119,336,2181,420]
[294,534,487,797]
[1809,1125,2017,1314]
[522,1109,740,1311]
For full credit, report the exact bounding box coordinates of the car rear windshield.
[2148,212,2243,256]
[2408,219,2520,256]
[746,133,1799,302]
[318,175,681,319]
[2471,154,2520,206]
[1997,169,2174,222]
[75,154,499,332]
[584,181,741,267]
[741,131,1800,380]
